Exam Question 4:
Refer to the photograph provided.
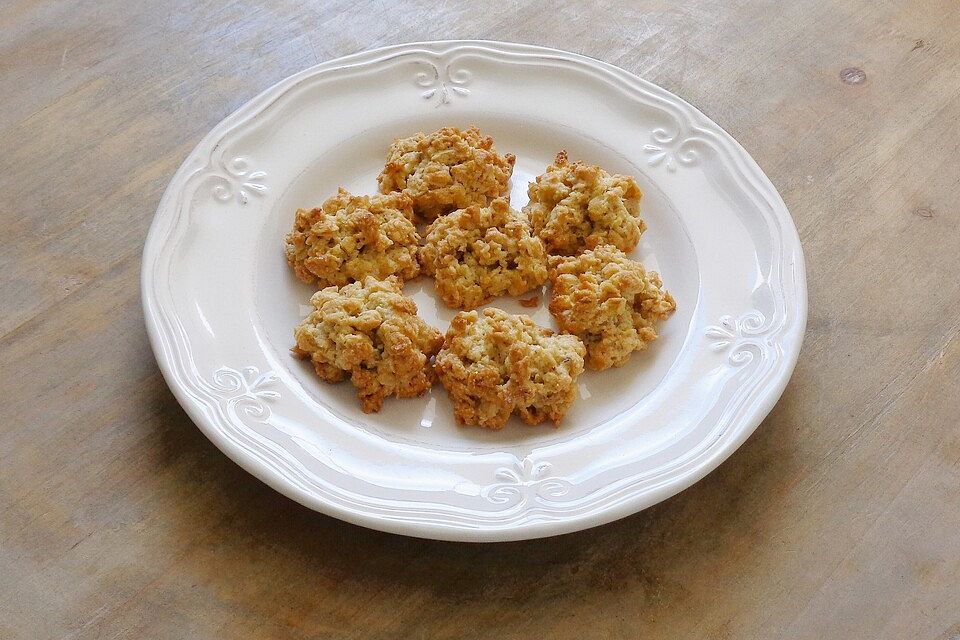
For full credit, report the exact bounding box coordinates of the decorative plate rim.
[142,40,807,542]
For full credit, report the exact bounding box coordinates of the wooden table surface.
[3,1,960,638]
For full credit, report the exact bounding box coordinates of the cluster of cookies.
[286,126,675,429]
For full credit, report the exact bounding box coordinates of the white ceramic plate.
[142,41,806,542]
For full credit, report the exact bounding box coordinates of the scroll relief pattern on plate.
[705,311,769,366]
[210,156,267,205]
[644,127,702,172]
[210,366,280,422]
[481,458,573,508]
[415,60,471,106]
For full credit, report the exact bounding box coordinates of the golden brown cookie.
[523,151,646,255]
[434,308,586,429]
[419,198,548,310]
[293,276,443,413]
[548,245,675,370]
[377,126,515,221]
[285,188,420,288]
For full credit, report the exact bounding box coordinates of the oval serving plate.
[142,40,806,542]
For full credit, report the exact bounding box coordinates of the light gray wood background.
[2,1,959,638]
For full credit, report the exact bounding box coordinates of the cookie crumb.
[290,346,309,360]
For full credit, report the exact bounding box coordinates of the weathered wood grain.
[1,1,959,638]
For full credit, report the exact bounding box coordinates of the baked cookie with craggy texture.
[377,126,516,221]
[434,308,586,429]
[419,198,548,310]
[285,188,420,288]
[523,151,646,255]
[548,245,675,370]
[293,276,443,413]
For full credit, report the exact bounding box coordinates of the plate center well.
[254,114,699,451]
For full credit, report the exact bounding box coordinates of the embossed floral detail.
[481,457,572,507]
[415,61,471,106]
[705,311,768,366]
[211,157,267,205]
[643,128,700,172]
[211,366,279,420]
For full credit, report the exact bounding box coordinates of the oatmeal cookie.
[285,188,420,288]
[548,245,676,370]
[523,151,646,255]
[377,126,516,221]
[293,276,443,413]
[434,308,586,429]
[419,198,548,309]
